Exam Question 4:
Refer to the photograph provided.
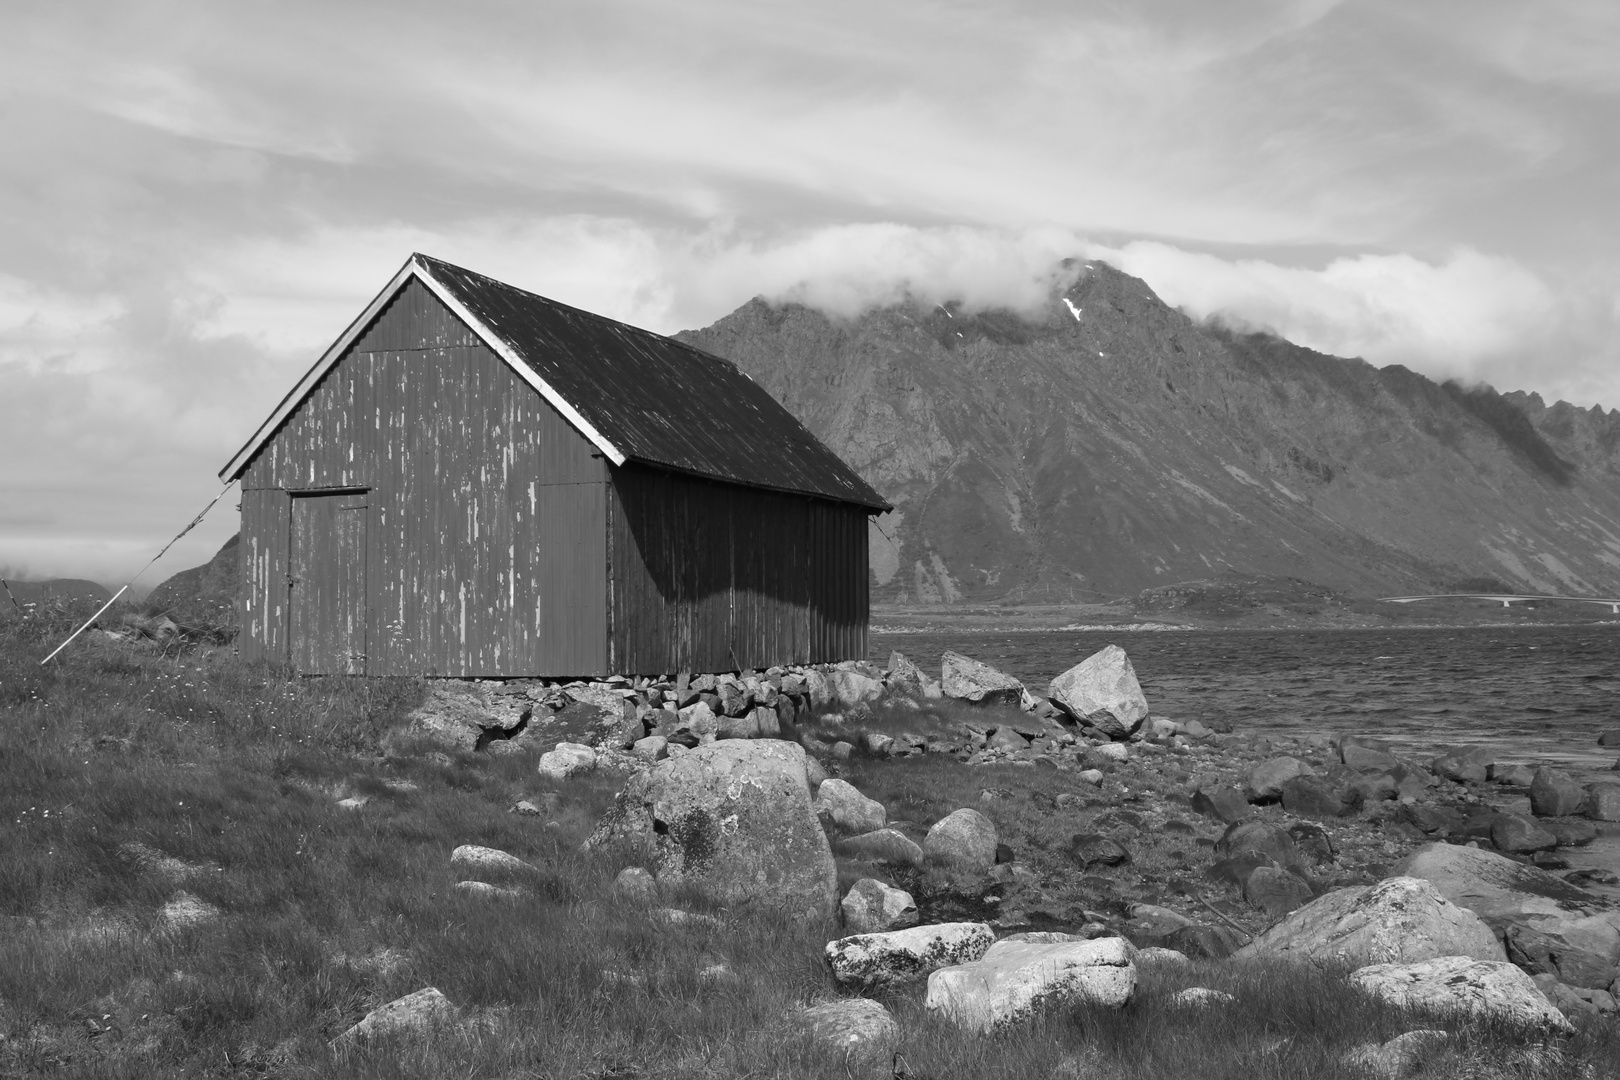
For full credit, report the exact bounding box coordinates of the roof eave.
[618,455,893,512]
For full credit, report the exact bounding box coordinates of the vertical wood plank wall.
[238,278,609,676]
[607,466,869,675]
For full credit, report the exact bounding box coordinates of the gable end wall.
[238,278,609,676]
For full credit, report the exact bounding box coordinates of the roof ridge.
[222,254,890,511]
[412,252,748,376]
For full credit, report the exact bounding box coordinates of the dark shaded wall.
[608,465,870,674]
[238,279,610,676]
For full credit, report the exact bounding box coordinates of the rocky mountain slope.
[679,261,1620,603]
[145,534,238,628]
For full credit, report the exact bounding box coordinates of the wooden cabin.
[220,254,888,677]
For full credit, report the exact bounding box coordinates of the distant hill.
[145,534,239,630]
[0,577,113,617]
[678,261,1620,602]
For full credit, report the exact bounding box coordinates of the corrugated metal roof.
[421,256,888,509]
[222,254,889,511]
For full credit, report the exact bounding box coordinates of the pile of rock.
[391,643,1187,766]
[395,661,911,758]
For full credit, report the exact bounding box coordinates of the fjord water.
[871,624,1620,783]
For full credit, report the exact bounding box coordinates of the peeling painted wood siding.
[289,492,368,674]
[239,279,608,676]
[607,466,868,674]
[238,487,289,664]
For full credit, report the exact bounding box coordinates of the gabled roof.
[220,254,889,511]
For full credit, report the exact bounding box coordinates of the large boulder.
[940,652,1024,706]
[790,999,899,1071]
[1340,739,1400,773]
[1248,757,1315,801]
[537,742,597,781]
[1587,782,1620,822]
[1391,842,1601,926]
[835,828,925,868]
[826,669,884,711]
[1504,912,1620,990]
[449,845,540,885]
[1431,746,1493,784]
[1215,820,1302,871]
[923,808,998,871]
[338,987,458,1041]
[1343,1030,1450,1080]
[1280,776,1347,819]
[1529,767,1587,817]
[886,650,926,694]
[398,685,528,753]
[825,922,995,990]
[1233,877,1505,966]
[1490,814,1557,854]
[1349,957,1573,1033]
[584,740,837,917]
[1046,646,1149,738]
[1190,786,1252,824]
[925,937,1136,1032]
[1243,866,1314,918]
[814,779,886,835]
[715,677,750,718]
[841,879,919,933]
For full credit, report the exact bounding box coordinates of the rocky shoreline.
[388,644,1620,1072]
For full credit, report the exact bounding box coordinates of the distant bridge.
[1379,593,1620,613]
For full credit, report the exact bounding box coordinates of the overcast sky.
[3,0,1618,586]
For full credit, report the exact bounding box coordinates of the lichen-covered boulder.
[1349,956,1573,1033]
[450,844,540,885]
[1504,912,1620,990]
[826,669,884,711]
[1431,745,1493,784]
[841,878,919,933]
[1587,782,1620,822]
[1215,820,1301,870]
[925,937,1136,1032]
[584,740,837,917]
[396,685,527,753]
[886,651,925,694]
[790,999,899,1070]
[1046,646,1149,738]
[940,652,1024,706]
[1530,767,1587,817]
[1247,756,1316,801]
[537,742,597,781]
[1233,877,1505,966]
[923,808,998,871]
[826,922,995,990]
[1391,842,1600,925]
[814,779,886,835]
[835,828,925,867]
[337,987,458,1041]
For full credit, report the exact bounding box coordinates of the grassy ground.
[3,602,1618,1078]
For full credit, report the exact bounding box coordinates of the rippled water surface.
[871,625,1620,783]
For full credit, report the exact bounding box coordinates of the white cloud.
[190,219,1093,358]
[1096,240,1560,373]
[0,276,126,373]
[680,224,1088,319]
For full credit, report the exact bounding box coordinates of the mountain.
[0,578,112,617]
[678,261,1620,603]
[145,534,239,629]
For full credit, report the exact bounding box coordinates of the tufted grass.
[2,614,1617,1077]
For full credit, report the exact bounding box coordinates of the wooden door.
[288,492,368,674]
